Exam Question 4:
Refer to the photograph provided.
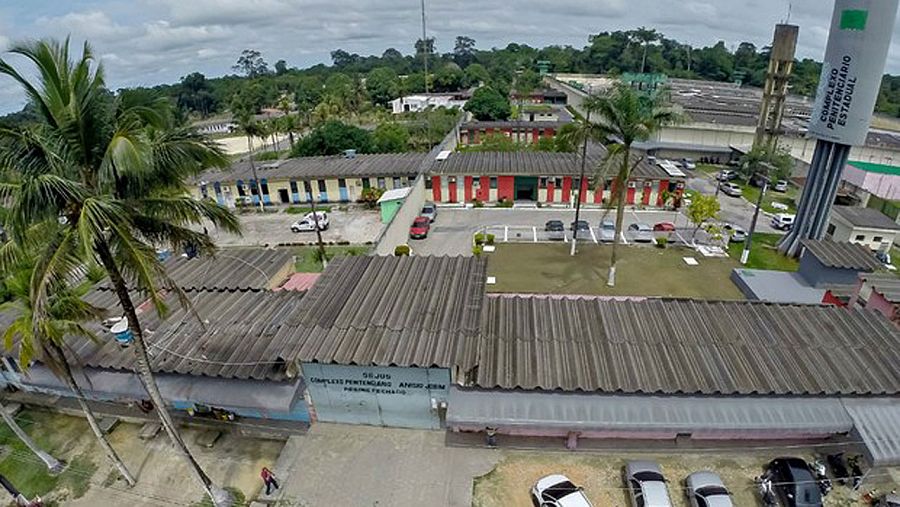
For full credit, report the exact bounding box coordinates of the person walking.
[260,467,279,495]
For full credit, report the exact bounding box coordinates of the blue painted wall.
[303,364,450,429]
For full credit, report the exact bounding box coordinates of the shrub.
[472,244,484,256]
[473,199,484,208]
[394,244,411,256]
[360,188,385,209]
[485,233,495,246]
[495,198,514,208]
[656,236,668,249]
[473,233,486,245]
[285,205,333,214]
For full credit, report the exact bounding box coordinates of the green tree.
[0,39,240,506]
[467,132,517,152]
[372,122,410,153]
[464,86,511,121]
[463,63,490,88]
[366,67,400,107]
[741,144,794,182]
[291,120,373,156]
[2,264,136,485]
[632,27,660,74]
[233,48,269,77]
[177,72,216,117]
[687,194,721,240]
[434,64,464,92]
[588,83,676,286]
[453,36,477,67]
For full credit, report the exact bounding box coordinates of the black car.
[765,458,823,507]
[545,220,565,232]
[570,220,590,232]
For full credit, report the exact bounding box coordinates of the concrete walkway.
[270,424,500,507]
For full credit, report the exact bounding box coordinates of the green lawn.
[486,243,744,299]
[284,205,333,214]
[294,245,371,272]
[695,164,723,175]
[0,409,98,501]
[736,181,798,214]
[727,233,799,271]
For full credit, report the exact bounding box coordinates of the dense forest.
[4,28,900,127]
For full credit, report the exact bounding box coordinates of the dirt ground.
[472,450,900,507]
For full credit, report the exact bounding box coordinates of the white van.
[771,213,795,231]
[291,211,329,232]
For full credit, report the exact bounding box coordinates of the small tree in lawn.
[360,188,385,208]
[464,86,511,121]
[687,194,721,242]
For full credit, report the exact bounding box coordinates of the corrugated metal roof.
[94,248,294,292]
[283,256,487,369]
[477,295,900,395]
[860,272,900,303]
[448,387,854,434]
[832,205,900,231]
[429,149,670,180]
[198,153,425,184]
[7,289,307,381]
[801,239,883,271]
[843,399,900,466]
[277,273,322,292]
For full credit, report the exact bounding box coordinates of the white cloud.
[36,11,129,41]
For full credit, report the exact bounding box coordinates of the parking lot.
[411,208,699,256]
[202,207,383,247]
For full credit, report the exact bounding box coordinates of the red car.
[409,216,431,239]
[653,222,676,232]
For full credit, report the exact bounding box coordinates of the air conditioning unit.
[627,181,637,188]
[644,180,653,187]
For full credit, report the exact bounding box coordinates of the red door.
[642,183,652,206]
[626,184,636,205]
[448,178,458,203]
[579,178,589,203]
[477,176,490,202]
[464,176,473,202]
[594,181,604,204]
[546,179,555,203]
[656,180,669,207]
[561,177,572,203]
[498,176,515,201]
[432,176,442,202]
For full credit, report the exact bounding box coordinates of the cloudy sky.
[1,0,900,113]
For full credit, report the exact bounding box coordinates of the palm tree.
[588,83,676,286]
[557,100,607,256]
[2,265,136,486]
[0,39,240,506]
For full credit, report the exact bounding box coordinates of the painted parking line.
[620,232,629,245]
[504,226,509,242]
[589,227,598,244]
[533,226,538,243]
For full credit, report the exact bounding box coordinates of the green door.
[514,177,538,201]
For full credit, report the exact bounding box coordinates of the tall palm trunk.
[49,343,136,486]
[95,242,230,506]
[0,400,64,474]
[607,152,631,287]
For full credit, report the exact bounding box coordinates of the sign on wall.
[808,0,900,146]
[303,363,451,429]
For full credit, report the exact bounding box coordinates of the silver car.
[686,471,734,507]
[628,223,654,243]
[625,461,672,507]
[421,202,438,222]
[599,219,616,242]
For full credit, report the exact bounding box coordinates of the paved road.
[412,207,696,256]
[686,173,780,234]
[273,423,499,507]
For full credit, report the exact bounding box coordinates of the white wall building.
[827,205,900,251]
[390,94,467,114]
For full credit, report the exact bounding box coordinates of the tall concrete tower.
[779,0,900,256]
[754,24,799,151]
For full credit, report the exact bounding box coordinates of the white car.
[771,213,795,231]
[531,475,592,507]
[719,182,743,197]
[686,471,734,507]
[599,219,616,242]
[291,212,329,232]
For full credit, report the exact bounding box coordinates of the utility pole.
[246,130,265,212]
[741,175,768,265]
[570,109,591,257]
[421,0,429,94]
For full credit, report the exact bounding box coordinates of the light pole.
[420,0,429,94]
[741,174,768,265]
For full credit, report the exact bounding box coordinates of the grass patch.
[486,243,744,299]
[253,150,287,162]
[294,245,371,272]
[190,487,246,507]
[695,164,722,175]
[727,233,798,271]
[737,181,798,214]
[0,410,98,501]
[284,205,333,214]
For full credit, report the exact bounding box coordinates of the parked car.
[717,169,738,181]
[653,222,676,232]
[719,182,743,197]
[421,202,438,222]
[771,213,796,231]
[764,458,823,507]
[773,180,789,192]
[409,216,431,239]
[599,219,616,242]
[875,493,900,507]
[530,474,592,507]
[628,223,654,243]
[686,471,734,507]
[545,220,565,241]
[291,212,329,232]
[681,158,697,170]
[625,461,672,507]
[571,220,590,233]
[723,223,746,243]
